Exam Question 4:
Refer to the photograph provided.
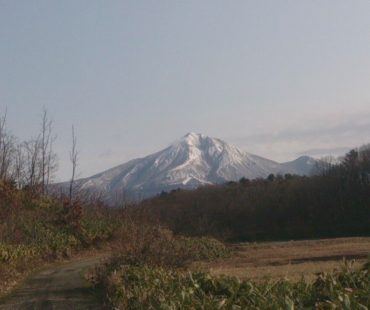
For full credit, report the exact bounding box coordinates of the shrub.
[79,215,116,247]
[0,179,21,220]
[178,236,231,261]
[111,224,230,268]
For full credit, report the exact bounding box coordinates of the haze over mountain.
[74,133,318,198]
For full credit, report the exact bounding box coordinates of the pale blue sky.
[1,1,370,181]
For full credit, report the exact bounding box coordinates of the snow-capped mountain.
[74,132,317,197]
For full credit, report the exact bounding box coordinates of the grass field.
[194,237,370,282]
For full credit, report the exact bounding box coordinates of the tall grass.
[92,259,370,310]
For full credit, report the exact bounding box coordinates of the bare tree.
[24,136,42,191]
[0,108,59,192]
[12,143,26,188]
[311,155,337,177]
[69,125,80,202]
[39,108,58,194]
[0,110,17,181]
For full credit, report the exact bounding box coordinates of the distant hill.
[281,155,318,176]
[72,132,318,197]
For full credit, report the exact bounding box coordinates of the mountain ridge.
[73,132,318,198]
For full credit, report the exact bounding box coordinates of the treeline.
[137,145,370,241]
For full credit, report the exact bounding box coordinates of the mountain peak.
[184,132,198,138]
[181,132,207,148]
[183,132,203,141]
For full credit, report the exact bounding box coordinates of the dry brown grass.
[193,237,370,282]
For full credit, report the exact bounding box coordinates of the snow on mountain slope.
[74,132,316,197]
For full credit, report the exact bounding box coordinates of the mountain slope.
[75,132,316,197]
[281,156,318,176]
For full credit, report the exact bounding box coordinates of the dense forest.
[137,145,370,241]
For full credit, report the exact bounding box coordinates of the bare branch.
[39,108,58,194]
[0,109,17,181]
[69,125,80,202]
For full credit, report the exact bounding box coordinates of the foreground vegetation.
[0,174,232,302]
[0,180,118,295]
[92,247,370,309]
[86,144,370,309]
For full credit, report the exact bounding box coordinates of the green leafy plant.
[92,258,370,310]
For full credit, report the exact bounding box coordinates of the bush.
[0,179,21,221]
[111,224,230,268]
[178,236,231,261]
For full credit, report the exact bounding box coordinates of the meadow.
[195,237,370,282]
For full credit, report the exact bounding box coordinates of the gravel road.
[0,256,108,310]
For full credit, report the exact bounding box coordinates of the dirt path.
[0,256,108,310]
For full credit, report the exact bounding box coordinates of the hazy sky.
[1,1,370,181]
